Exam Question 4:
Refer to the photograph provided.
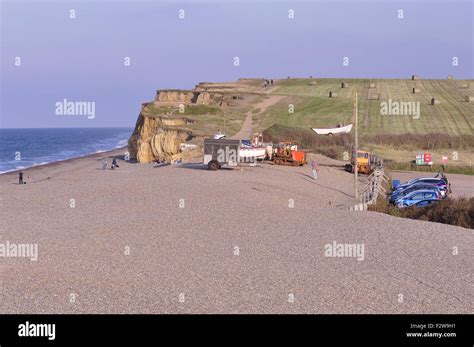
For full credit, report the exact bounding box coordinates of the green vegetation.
[144,103,223,117]
[255,78,473,169]
[267,78,474,136]
[254,96,352,131]
[384,162,474,176]
[369,197,474,229]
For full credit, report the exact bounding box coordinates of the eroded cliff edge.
[128,81,264,163]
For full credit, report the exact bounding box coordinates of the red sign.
[424,153,432,163]
[442,156,448,163]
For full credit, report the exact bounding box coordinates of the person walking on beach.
[18,171,24,185]
[102,160,107,170]
[311,159,319,180]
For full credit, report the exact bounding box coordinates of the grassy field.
[266,78,474,136]
[142,94,263,138]
[250,77,473,167]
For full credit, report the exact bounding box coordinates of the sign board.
[416,152,433,166]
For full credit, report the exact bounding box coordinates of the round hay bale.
[369,93,380,100]
[329,91,337,98]
[411,75,419,80]
[341,82,347,88]
[431,98,440,105]
[447,75,453,80]
[369,83,375,89]
[460,83,469,88]
[465,95,473,102]
[412,88,420,94]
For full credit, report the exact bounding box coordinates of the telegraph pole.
[354,92,358,199]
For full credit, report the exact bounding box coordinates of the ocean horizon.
[0,127,132,173]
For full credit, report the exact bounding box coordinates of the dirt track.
[231,95,285,139]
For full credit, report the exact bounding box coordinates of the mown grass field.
[265,78,474,136]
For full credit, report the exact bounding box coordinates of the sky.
[0,0,472,128]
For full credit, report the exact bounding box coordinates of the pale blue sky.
[1,0,472,128]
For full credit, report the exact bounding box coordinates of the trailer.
[203,138,241,170]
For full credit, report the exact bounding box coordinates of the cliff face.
[128,112,191,163]
[128,87,249,163]
[155,90,241,106]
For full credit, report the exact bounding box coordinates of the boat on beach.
[311,123,353,135]
[239,139,266,160]
[239,147,266,160]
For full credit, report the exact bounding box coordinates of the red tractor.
[272,141,306,166]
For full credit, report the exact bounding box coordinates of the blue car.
[390,184,443,203]
[395,177,447,191]
[413,199,439,208]
[395,190,441,208]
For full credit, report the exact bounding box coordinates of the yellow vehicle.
[345,150,381,174]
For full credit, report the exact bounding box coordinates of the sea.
[0,128,133,174]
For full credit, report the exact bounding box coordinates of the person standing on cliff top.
[18,171,24,185]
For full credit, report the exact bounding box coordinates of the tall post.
[354,93,358,199]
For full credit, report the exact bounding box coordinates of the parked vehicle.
[344,150,382,175]
[272,141,306,166]
[395,190,440,208]
[390,184,444,203]
[397,198,439,209]
[394,177,448,193]
[413,199,439,208]
[203,138,240,170]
